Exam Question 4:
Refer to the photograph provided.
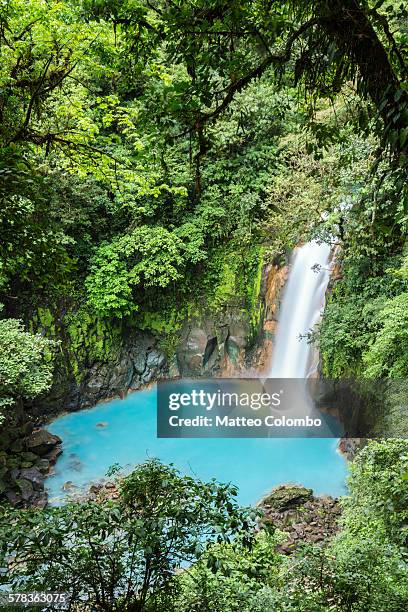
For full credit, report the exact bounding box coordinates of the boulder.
[176,321,222,376]
[26,429,62,457]
[142,369,155,384]
[11,438,23,453]
[259,484,341,555]
[19,467,44,491]
[132,352,147,375]
[5,490,22,506]
[178,327,209,374]
[129,334,155,374]
[16,478,34,501]
[30,491,48,509]
[44,445,63,464]
[62,480,77,492]
[21,452,40,463]
[9,468,20,481]
[225,322,249,364]
[262,485,313,511]
[146,349,166,370]
[36,458,50,474]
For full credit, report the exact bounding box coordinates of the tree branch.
[198,18,318,126]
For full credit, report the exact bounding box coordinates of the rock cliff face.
[175,315,251,377]
[172,261,287,378]
[33,258,288,419]
[34,330,169,419]
[247,262,288,376]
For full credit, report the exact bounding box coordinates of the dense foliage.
[0,460,258,611]
[0,1,407,610]
[175,440,408,612]
[0,1,406,374]
[1,443,407,611]
[0,316,55,420]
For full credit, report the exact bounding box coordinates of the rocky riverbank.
[1,257,287,509]
[54,479,343,555]
[259,484,342,554]
[338,437,365,460]
[1,427,62,508]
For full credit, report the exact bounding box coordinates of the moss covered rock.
[262,485,313,511]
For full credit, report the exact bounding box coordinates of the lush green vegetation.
[176,440,408,612]
[1,443,408,611]
[318,152,408,378]
[0,0,407,610]
[0,0,406,380]
[0,315,55,420]
[0,460,258,610]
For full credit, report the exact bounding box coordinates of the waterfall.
[47,239,347,503]
[269,241,331,378]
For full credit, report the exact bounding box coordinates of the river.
[47,241,347,505]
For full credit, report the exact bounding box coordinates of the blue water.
[47,386,347,505]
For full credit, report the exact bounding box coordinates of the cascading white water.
[269,241,331,378]
[47,239,347,504]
